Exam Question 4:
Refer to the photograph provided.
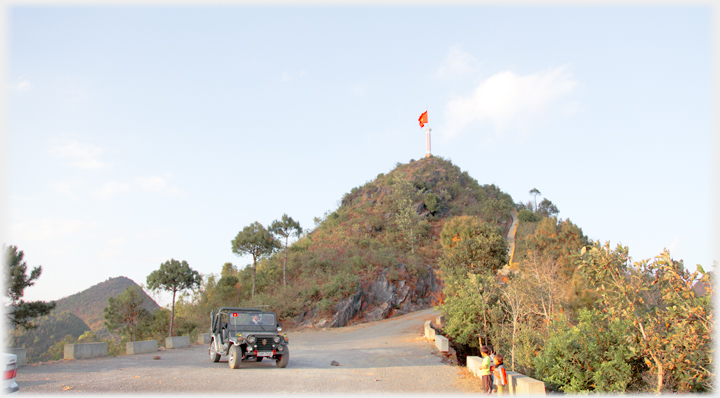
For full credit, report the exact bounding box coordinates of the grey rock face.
[328,265,440,328]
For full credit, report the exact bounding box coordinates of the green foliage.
[424,192,440,213]
[481,197,512,225]
[232,221,281,299]
[392,176,422,253]
[438,270,501,347]
[524,217,589,279]
[439,216,508,271]
[578,242,714,393]
[103,286,152,342]
[537,198,559,218]
[533,309,639,393]
[146,259,202,337]
[10,311,90,363]
[517,209,541,222]
[438,219,508,348]
[4,245,56,332]
[270,214,303,287]
[529,188,541,211]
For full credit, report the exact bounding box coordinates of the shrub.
[424,193,440,213]
[533,309,639,393]
[518,209,541,222]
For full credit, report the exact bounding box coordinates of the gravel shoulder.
[17,308,481,394]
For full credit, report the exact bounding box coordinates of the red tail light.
[3,365,17,380]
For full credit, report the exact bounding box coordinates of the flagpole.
[424,126,431,158]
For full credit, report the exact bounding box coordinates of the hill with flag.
[177,156,516,328]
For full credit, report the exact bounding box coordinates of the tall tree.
[270,214,303,287]
[529,188,541,212]
[537,198,560,218]
[103,286,151,342]
[231,222,279,300]
[438,217,508,349]
[4,245,56,343]
[146,259,201,337]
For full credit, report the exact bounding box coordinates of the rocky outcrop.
[326,264,441,328]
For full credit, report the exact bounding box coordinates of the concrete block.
[435,315,445,326]
[506,370,522,395]
[435,335,449,352]
[198,333,211,344]
[466,355,482,377]
[6,348,26,366]
[166,336,190,349]
[507,371,546,395]
[64,343,108,360]
[424,320,435,340]
[126,340,158,355]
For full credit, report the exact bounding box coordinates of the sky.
[3,3,717,307]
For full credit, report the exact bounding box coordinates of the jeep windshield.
[227,311,276,327]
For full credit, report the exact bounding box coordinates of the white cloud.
[51,181,82,197]
[48,139,108,170]
[98,237,127,260]
[435,45,480,80]
[668,236,683,256]
[15,80,31,91]
[135,176,186,197]
[92,181,130,199]
[280,70,306,83]
[351,85,366,96]
[442,65,578,138]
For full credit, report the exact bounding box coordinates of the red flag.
[418,111,428,128]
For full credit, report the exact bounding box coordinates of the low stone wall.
[198,333,211,344]
[507,370,546,394]
[126,340,158,355]
[64,342,108,360]
[423,321,435,340]
[166,336,190,349]
[7,348,26,367]
[434,335,449,352]
[426,318,546,395]
[466,356,483,377]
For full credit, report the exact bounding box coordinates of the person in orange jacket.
[493,353,508,395]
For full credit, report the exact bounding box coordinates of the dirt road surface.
[17,308,481,394]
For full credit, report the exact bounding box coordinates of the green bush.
[424,193,440,213]
[533,309,639,393]
[518,209,541,222]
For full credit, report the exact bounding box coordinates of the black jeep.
[208,307,289,369]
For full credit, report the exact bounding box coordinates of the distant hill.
[52,276,161,335]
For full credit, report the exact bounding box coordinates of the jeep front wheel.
[228,344,241,369]
[276,347,289,368]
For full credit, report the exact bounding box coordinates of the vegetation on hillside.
[436,189,714,393]
[10,311,90,363]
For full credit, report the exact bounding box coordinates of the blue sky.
[4,5,716,306]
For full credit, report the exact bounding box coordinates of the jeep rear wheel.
[228,345,241,369]
[209,339,220,363]
[276,347,289,368]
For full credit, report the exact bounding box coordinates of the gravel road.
[17,308,480,394]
